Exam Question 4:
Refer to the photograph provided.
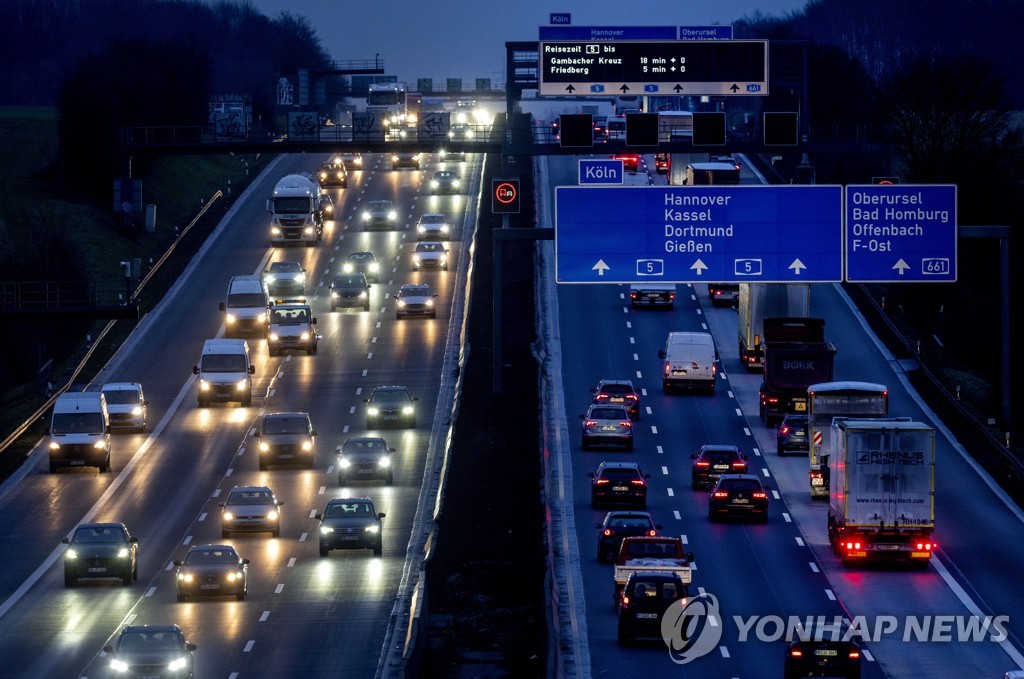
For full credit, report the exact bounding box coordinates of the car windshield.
[51,412,105,435]
[333,275,365,287]
[201,354,247,372]
[185,548,239,565]
[625,541,679,558]
[102,390,140,405]
[589,407,625,420]
[600,469,641,482]
[268,262,302,275]
[269,307,310,323]
[228,490,274,505]
[434,172,455,179]
[72,526,126,543]
[344,439,385,454]
[420,214,446,224]
[599,384,632,395]
[703,450,741,463]
[325,502,374,518]
[227,293,266,308]
[720,479,763,492]
[263,416,308,434]
[399,287,429,298]
[348,252,374,262]
[369,201,392,211]
[633,581,680,600]
[416,243,443,252]
[118,631,183,653]
[372,389,410,404]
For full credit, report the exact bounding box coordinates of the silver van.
[658,331,718,394]
[220,275,268,338]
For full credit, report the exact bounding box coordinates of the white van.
[192,339,255,407]
[657,332,718,393]
[48,392,111,473]
[101,382,148,432]
[220,275,268,338]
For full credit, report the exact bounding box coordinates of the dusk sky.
[246,0,810,85]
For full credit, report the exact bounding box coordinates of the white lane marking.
[632,353,639,361]
[165,562,174,571]
[646,407,653,416]
[287,557,296,567]
[349,406,356,414]
[343,425,349,433]
[719,647,730,658]
[375,322,381,329]
[721,373,728,381]
[622,307,628,314]
[367,352,373,359]
[661,466,669,475]
[308,510,317,518]
[355,387,362,395]
[762,468,771,477]
[743,428,751,436]
[327,465,335,474]
[772,490,781,500]
[244,640,255,652]
[198,513,207,522]
[656,445,664,455]
[362,370,368,377]
[372,337,378,344]
[629,337,635,345]
[641,388,647,396]
[691,562,698,571]
[619,293,625,299]
[795,537,805,547]
[809,562,820,573]
[226,468,233,477]
[260,611,270,622]
[673,511,681,520]
[237,448,244,457]
[269,389,276,397]
[783,513,792,523]
[698,586,706,596]
[825,589,836,601]
[680,534,688,544]
[735,408,743,416]
[636,371,642,379]
[145,586,157,597]
[626,321,632,328]
[753,448,762,457]
[727,390,734,398]
[863,649,875,662]
[701,322,708,330]
[651,426,658,434]
[318,486,326,495]
[274,584,284,594]
[183,536,193,545]
[299,532,308,542]
[667,488,674,497]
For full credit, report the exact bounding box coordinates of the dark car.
[690,444,748,489]
[254,411,317,470]
[391,152,421,170]
[318,162,348,188]
[654,153,669,174]
[262,260,306,297]
[330,273,371,311]
[219,485,283,537]
[429,170,461,194]
[337,436,395,485]
[316,497,385,556]
[784,638,862,679]
[591,379,640,420]
[342,250,380,282]
[596,511,660,563]
[617,572,687,644]
[777,413,810,455]
[174,544,249,601]
[364,385,418,428]
[589,461,650,509]
[62,522,139,587]
[707,283,739,307]
[395,283,438,319]
[709,474,770,522]
[104,625,196,678]
[361,199,399,229]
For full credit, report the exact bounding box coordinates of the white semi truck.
[266,174,324,247]
[827,419,936,568]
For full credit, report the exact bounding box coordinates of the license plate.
[814,649,838,657]
[339,535,359,541]
[713,464,730,471]
[613,486,629,492]
[672,370,687,376]
[70,460,85,466]
[877,544,901,550]
[609,397,624,403]
[200,584,220,590]
[636,613,659,619]
[87,567,107,573]
[278,454,293,459]
[601,425,617,431]
[811,477,824,486]
[795,402,807,411]
[732,498,749,504]
[384,414,398,420]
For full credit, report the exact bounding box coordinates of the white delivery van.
[220,275,269,338]
[100,382,148,433]
[192,339,255,407]
[48,392,111,473]
[657,331,718,394]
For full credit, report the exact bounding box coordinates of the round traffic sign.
[495,182,517,204]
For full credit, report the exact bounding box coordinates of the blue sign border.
[578,159,624,185]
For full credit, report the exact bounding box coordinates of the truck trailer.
[738,283,811,369]
[758,318,836,426]
[827,419,936,568]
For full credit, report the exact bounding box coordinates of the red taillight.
[625,394,637,401]
[603,528,614,536]
[790,649,803,658]
[712,491,729,499]
[767,397,779,404]
[779,426,791,435]
[752,491,767,499]
[596,479,610,485]
[696,461,710,467]
[848,650,860,659]
[669,293,676,300]
[630,479,646,486]
[731,462,746,469]
[647,529,657,537]
[584,420,598,427]
[810,471,823,479]
[620,595,630,607]
[620,421,632,428]
[629,292,637,299]
[845,541,862,550]
[595,394,608,402]
[916,542,933,551]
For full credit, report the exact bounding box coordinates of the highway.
[539,153,1024,678]
[0,151,481,677]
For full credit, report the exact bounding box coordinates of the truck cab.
[266,174,324,247]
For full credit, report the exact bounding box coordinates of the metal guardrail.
[0,191,225,458]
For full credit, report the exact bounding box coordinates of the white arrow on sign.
[592,259,610,276]
[893,258,911,275]
[690,259,708,275]
[789,258,807,275]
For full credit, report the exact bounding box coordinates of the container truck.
[827,419,936,568]
[738,283,811,370]
[758,318,836,426]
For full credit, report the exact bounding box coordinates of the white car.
[412,242,449,271]
[416,213,451,241]
[100,382,148,432]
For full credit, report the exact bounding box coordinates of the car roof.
[373,385,409,392]
[597,461,641,471]
[187,543,237,552]
[699,444,740,453]
[596,379,634,388]
[419,213,446,219]
[122,624,182,634]
[76,521,127,530]
[264,411,310,419]
[327,496,374,505]
[369,199,393,206]
[348,250,375,257]
[229,485,273,494]
[101,382,142,391]
[604,510,653,519]
[344,436,387,444]
[268,260,301,269]
[400,283,430,291]
[587,403,629,412]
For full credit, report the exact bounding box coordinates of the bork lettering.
[782,360,816,370]
[856,450,926,465]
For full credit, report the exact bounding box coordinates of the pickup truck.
[613,536,694,603]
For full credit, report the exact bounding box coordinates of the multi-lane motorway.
[539,154,1024,677]
[0,151,480,677]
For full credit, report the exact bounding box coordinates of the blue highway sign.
[845,185,957,282]
[550,13,571,24]
[555,186,843,283]
[579,159,623,185]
